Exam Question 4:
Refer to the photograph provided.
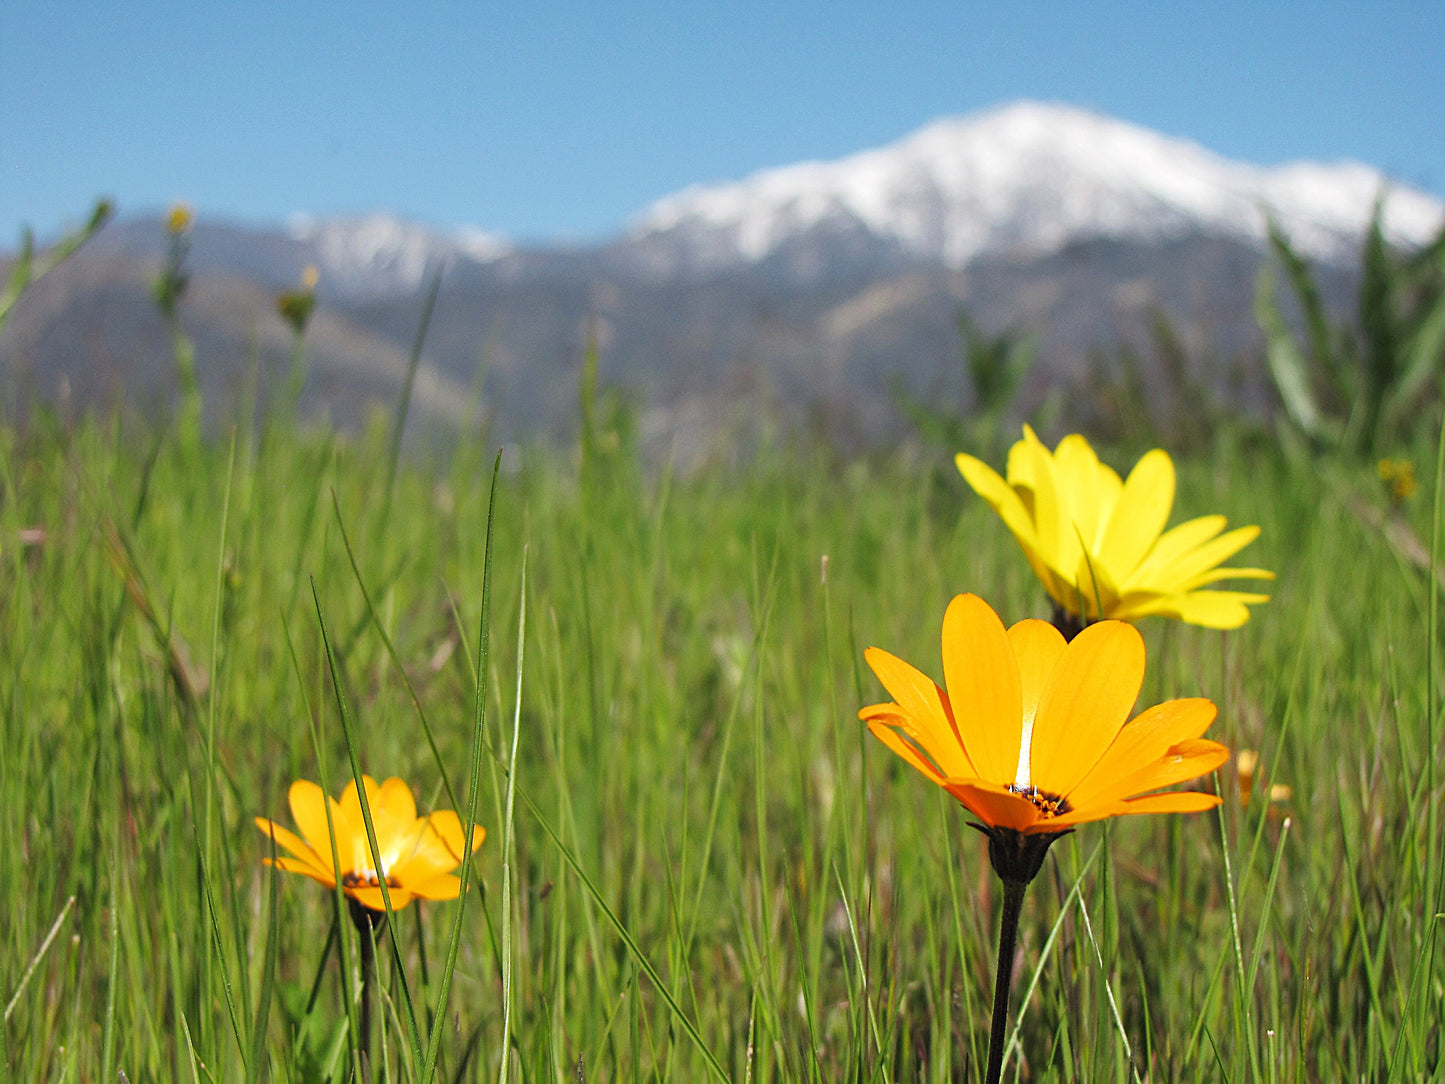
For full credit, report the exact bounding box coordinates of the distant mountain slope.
[3,101,1438,452]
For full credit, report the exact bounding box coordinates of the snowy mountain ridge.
[629,101,1445,271]
[285,212,510,296]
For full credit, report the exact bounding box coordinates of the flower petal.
[956,452,1054,586]
[391,811,485,886]
[1044,788,1221,830]
[371,777,420,868]
[1029,620,1144,798]
[941,594,1022,786]
[863,647,975,778]
[1006,619,1067,788]
[1013,428,1080,578]
[1065,697,1218,809]
[1051,433,1121,551]
[348,885,414,912]
[1132,589,1273,629]
[941,778,1042,832]
[1137,524,1263,589]
[865,714,950,786]
[255,817,335,881]
[406,873,464,901]
[288,780,340,857]
[1098,449,1174,577]
[265,855,338,887]
[1088,738,1231,804]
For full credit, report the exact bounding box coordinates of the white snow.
[629,101,1445,269]
[287,213,510,295]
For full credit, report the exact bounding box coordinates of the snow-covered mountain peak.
[286,212,509,296]
[630,100,1444,271]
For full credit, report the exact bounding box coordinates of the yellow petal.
[1098,449,1174,577]
[1052,434,1121,551]
[956,452,1054,584]
[941,594,1022,785]
[863,647,975,778]
[1015,429,1079,575]
[1154,590,1271,629]
[1064,697,1217,809]
[1130,515,1227,578]
[1144,523,1260,589]
[1028,620,1144,798]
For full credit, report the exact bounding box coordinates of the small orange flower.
[862,594,1226,879]
[255,775,485,911]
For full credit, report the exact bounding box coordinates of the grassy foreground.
[1,407,1442,1082]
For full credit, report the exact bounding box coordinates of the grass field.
[1,398,1442,1082]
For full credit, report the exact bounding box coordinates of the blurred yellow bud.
[166,202,194,234]
[1377,458,1417,505]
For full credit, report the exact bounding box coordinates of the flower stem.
[986,879,1029,1084]
[349,898,385,1082]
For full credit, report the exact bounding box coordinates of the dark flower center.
[343,870,400,890]
[1009,785,1070,818]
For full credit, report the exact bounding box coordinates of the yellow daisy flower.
[255,775,485,911]
[862,593,1227,881]
[956,426,1272,631]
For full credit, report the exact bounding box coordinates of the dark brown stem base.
[985,879,1029,1084]
[348,898,387,1083]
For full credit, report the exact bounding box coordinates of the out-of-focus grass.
[0,403,1441,1081]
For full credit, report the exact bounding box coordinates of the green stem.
[986,879,1029,1084]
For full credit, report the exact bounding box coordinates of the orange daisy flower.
[255,775,485,911]
[862,593,1226,881]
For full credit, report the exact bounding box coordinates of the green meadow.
[1,387,1442,1082]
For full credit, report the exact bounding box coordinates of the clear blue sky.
[3,2,1442,245]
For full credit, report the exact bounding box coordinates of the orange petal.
[406,873,464,901]
[348,885,414,913]
[941,594,1022,786]
[1089,738,1231,803]
[255,817,335,881]
[1046,787,1221,830]
[1006,619,1067,787]
[371,778,420,868]
[265,855,339,887]
[288,780,337,855]
[863,647,975,778]
[942,778,1042,832]
[1028,620,1143,798]
[392,811,485,886]
[866,715,950,786]
[1064,698,1217,809]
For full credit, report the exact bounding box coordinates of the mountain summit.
[629,101,1443,274]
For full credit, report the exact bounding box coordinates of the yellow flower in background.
[1377,458,1417,505]
[862,594,1226,879]
[957,426,1273,631]
[165,202,194,234]
[255,775,485,911]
